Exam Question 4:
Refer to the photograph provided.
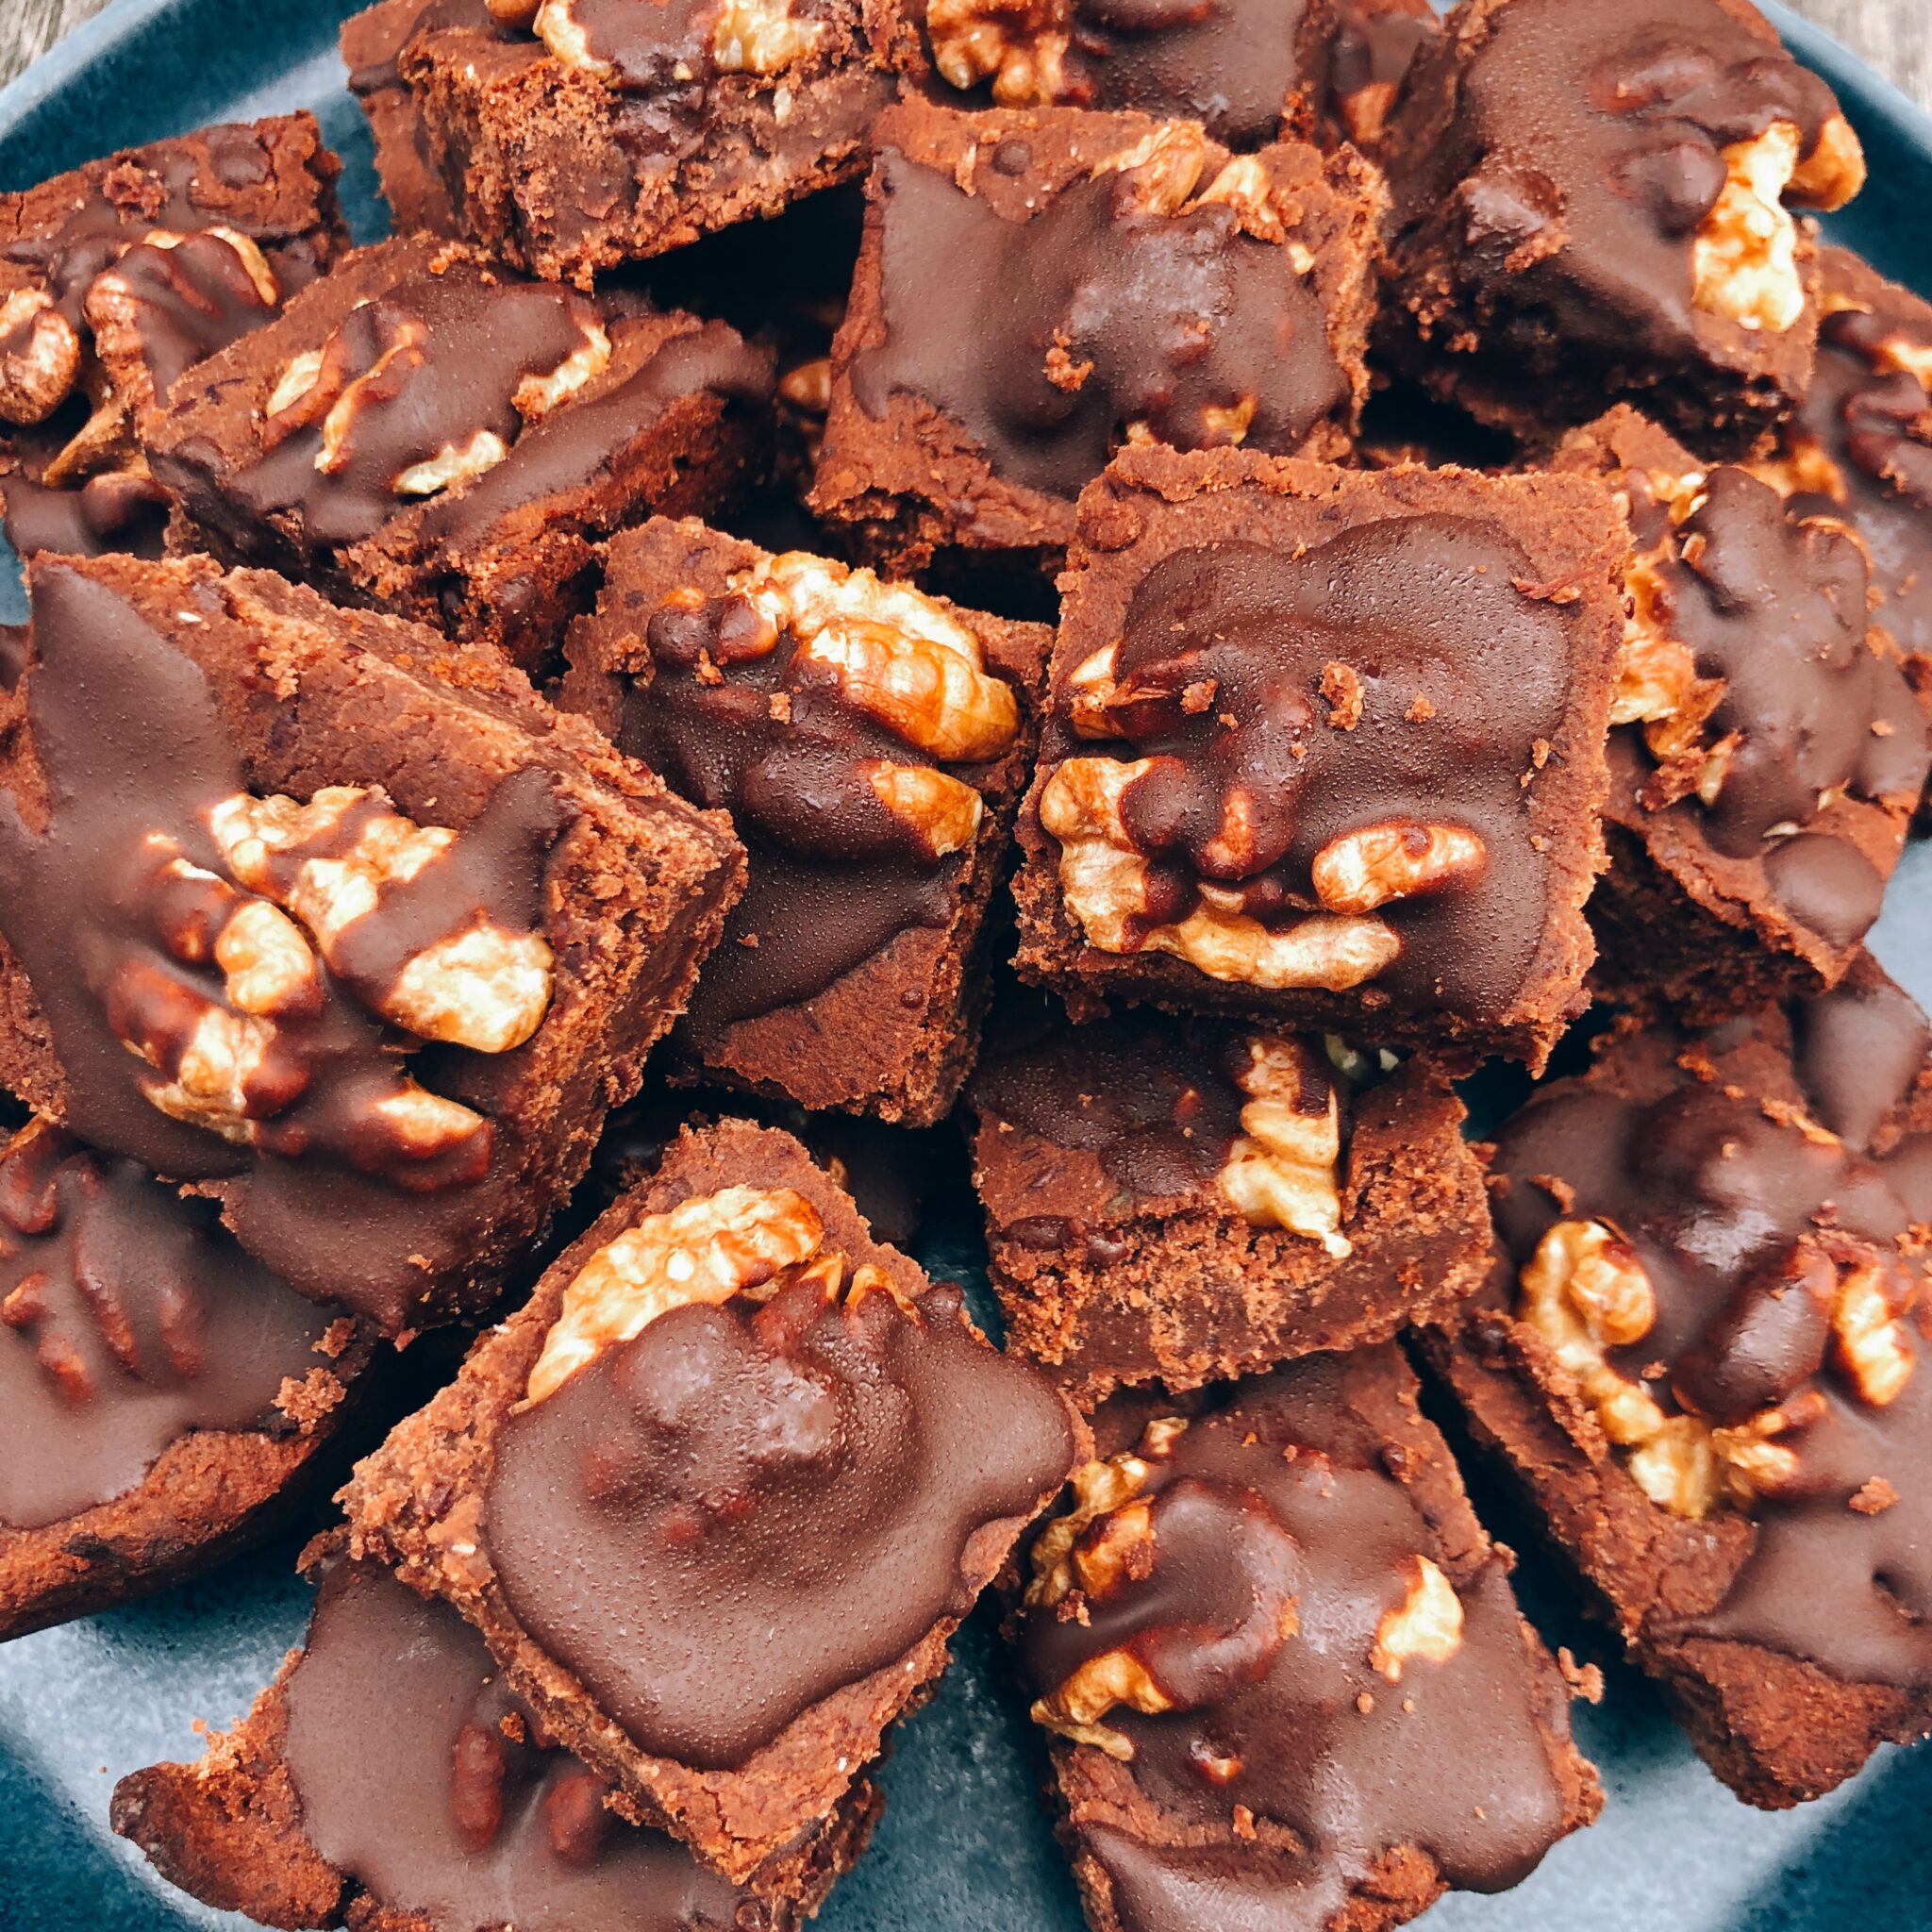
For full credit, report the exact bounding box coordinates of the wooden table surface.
[2,0,1928,102]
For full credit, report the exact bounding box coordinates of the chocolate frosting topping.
[283,1558,754,1932]
[485,1276,1074,1770]
[0,1121,340,1530]
[853,148,1346,501]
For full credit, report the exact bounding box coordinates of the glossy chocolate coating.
[549,0,819,88]
[1020,1359,1575,1914]
[1049,518,1574,1024]
[0,564,566,1332]
[485,1277,1074,1770]
[283,1558,754,1932]
[0,1123,339,1530]
[852,146,1345,501]
[1,465,173,562]
[93,229,284,403]
[1491,996,1932,1689]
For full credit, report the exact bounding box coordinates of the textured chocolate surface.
[1327,0,1437,144]
[0,1121,340,1531]
[0,565,567,1332]
[1019,1357,1584,1924]
[283,1558,758,1931]
[852,139,1346,503]
[486,1274,1077,1770]
[1490,990,1932,1689]
[0,465,172,562]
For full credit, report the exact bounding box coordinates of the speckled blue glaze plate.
[1,5,1931,1930]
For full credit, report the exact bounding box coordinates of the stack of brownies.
[0,0,1925,1926]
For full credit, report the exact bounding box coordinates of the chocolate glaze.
[1021,1358,1574,1908]
[0,624,26,691]
[1,463,173,563]
[486,1276,1074,1770]
[1792,974,1932,1155]
[0,563,567,1331]
[1390,0,1837,374]
[1084,1826,1345,1932]
[1491,1016,1932,1690]
[0,1122,341,1530]
[90,229,282,403]
[853,148,1346,501]
[344,0,501,96]
[616,573,1005,1032]
[552,0,838,89]
[1329,0,1436,137]
[283,1558,754,1932]
[1049,520,1574,1023]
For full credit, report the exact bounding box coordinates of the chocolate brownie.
[1551,406,1930,1020]
[150,237,774,677]
[811,100,1385,578]
[342,1119,1084,1881]
[1325,0,1438,149]
[113,1549,879,1930]
[966,996,1491,1404]
[1014,1346,1602,1932]
[0,115,346,567]
[561,518,1049,1123]
[1011,445,1628,1069]
[919,0,1336,148]
[0,1117,377,1641]
[392,0,919,285]
[1422,960,1932,1806]
[0,551,744,1336]
[1380,0,1867,454]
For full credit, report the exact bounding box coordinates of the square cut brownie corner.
[965,992,1491,1407]
[560,515,1052,1125]
[0,1115,383,1642]
[341,0,476,240]
[110,1541,880,1932]
[149,234,776,679]
[0,112,347,570]
[1549,406,1931,1022]
[1011,444,1629,1070]
[1010,1345,1602,1932]
[1378,0,1867,456]
[1419,956,1932,1807]
[809,98,1386,581]
[0,549,745,1341]
[391,0,919,286]
[339,1117,1086,1883]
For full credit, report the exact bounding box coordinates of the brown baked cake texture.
[0,114,346,567]
[561,517,1050,1124]
[113,1547,879,1931]
[342,1119,1083,1885]
[0,551,745,1338]
[342,0,483,239]
[812,99,1385,580]
[1551,406,1930,1020]
[1422,958,1932,1807]
[387,0,919,285]
[1012,1347,1602,1932]
[149,235,774,678]
[966,995,1491,1405]
[1379,0,1866,454]
[1011,444,1628,1070]
[917,0,1337,148]
[0,1116,378,1641]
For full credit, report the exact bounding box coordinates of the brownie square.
[149,236,774,677]
[0,551,745,1337]
[966,996,1491,1405]
[393,0,918,285]
[1380,0,1867,454]
[561,517,1049,1123]
[1551,406,1931,1020]
[1012,1347,1602,1932]
[1421,958,1932,1807]
[811,100,1385,579]
[0,1116,379,1641]
[342,0,486,239]
[0,113,347,567]
[113,1547,879,1930]
[1011,445,1627,1069]
[341,1118,1084,1882]
[919,0,1336,149]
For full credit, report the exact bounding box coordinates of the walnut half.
[1216,1034,1352,1256]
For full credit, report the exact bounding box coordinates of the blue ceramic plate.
[2,7,1931,1929]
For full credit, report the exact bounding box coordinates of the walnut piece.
[525,1185,828,1403]
[1832,1256,1917,1407]
[926,0,1071,106]
[866,762,985,859]
[1370,1555,1464,1682]
[1310,820,1488,916]
[711,0,828,73]
[1039,757,1403,991]
[1217,1034,1352,1257]
[512,315,611,420]
[1098,129,1289,244]
[0,289,84,426]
